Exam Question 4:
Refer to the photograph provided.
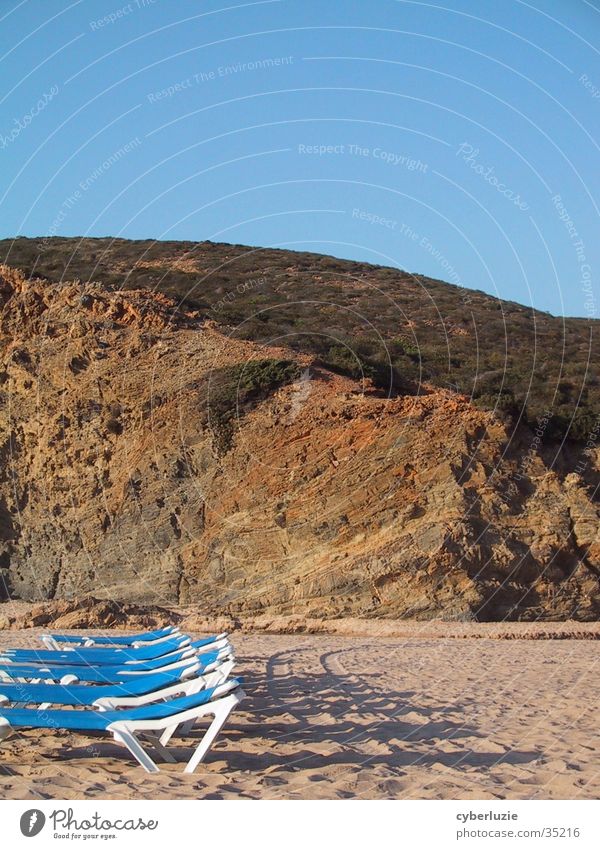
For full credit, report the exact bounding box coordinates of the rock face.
[1,265,599,620]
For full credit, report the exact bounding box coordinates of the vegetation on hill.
[205,358,301,454]
[1,236,598,443]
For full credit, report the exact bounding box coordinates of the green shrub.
[319,345,367,381]
[208,359,300,453]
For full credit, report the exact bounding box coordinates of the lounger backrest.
[47,627,177,645]
[0,667,196,705]
[0,636,189,665]
[0,659,199,683]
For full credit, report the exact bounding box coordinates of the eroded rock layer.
[1,266,599,620]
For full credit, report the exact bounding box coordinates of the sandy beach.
[0,628,599,800]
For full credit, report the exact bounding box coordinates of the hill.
[1,236,599,444]
[0,261,599,620]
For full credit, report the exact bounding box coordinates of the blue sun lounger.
[0,641,230,673]
[0,667,193,706]
[0,657,236,709]
[2,636,228,668]
[0,678,245,773]
[0,647,232,684]
[41,630,228,651]
[0,635,190,664]
[42,626,181,649]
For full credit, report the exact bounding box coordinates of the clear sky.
[1,0,599,317]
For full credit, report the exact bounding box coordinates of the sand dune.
[0,630,598,800]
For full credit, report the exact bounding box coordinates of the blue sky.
[1,0,599,316]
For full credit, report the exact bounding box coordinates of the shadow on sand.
[37,647,540,780]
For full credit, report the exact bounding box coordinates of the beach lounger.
[0,679,245,773]
[0,647,232,684]
[41,626,182,649]
[1,635,191,665]
[2,636,229,668]
[0,659,236,709]
[0,641,230,676]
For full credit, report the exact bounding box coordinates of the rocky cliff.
[1,265,599,620]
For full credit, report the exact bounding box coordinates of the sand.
[0,628,599,800]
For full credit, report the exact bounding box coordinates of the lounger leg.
[140,733,178,764]
[183,693,240,774]
[157,688,206,745]
[159,720,193,744]
[112,729,160,773]
[159,723,179,747]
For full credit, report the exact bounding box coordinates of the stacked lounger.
[0,626,245,773]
